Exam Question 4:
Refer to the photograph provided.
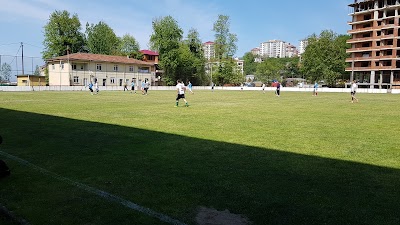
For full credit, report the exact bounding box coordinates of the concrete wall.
[1,85,399,94]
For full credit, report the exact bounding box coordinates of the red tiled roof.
[47,53,154,65]
[204,41,214,44]
[140,50,159,56]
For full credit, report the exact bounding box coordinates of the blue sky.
[0,0,353,61]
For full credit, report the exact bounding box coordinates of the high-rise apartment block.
[299,39,309,55]
[258,40,298,58]
[203,41,215,60]
[260,40,287,58]
[346,0,400,88]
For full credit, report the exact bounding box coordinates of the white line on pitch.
[0,150,187,225]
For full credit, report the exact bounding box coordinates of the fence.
[1,85,399,94]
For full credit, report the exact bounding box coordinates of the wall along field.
[0,90,399,225]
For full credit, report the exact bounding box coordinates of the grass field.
[0,90,399,225]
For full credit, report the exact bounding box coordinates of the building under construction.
[346,0,400,89]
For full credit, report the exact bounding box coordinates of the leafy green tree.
[300,30,350,87]
[211,15,240,85]
[118,34,140,56]
[243,52,257,75]
[0,63,12,82]
[256,58,281,83]
[150,16,183,85]
[86,21,120,55]
[213,15,237,60]
[34,65,41,76]
[42,10,85,59]
[182,28,207,85]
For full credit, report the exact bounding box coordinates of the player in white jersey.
[175,80,189,107]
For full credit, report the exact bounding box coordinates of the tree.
[182,28,207,85]
[42,10,85,59]
[256,58,281,83]
[300,30,350,87]
[211,15,240,85]
[86,21,120,55]
[118,34,140,56]
[34,65,41,76]
[0,63,12,82]
[243,52,257,75]
[150,16,183,85]
[213,15,238,60]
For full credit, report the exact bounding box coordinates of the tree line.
[243,30,351,87]
[42,10,350,87]
[42,10,243,86]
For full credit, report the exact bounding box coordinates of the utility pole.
[21,42,24,76]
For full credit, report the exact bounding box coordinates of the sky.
[0,0,354,76]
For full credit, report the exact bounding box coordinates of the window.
[96,64,102,71]
[110,77,115,84]
[81,65,84,70]
[129,66,134,72]
[52,64,55,70]
[60,62,64,70]
[73,76,79,84]
[113,65,118,71]
[138,67,150,73]
[72,64,77,70]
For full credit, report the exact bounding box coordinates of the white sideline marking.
[0,150,187,225]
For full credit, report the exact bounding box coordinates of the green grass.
[0,90,399,225]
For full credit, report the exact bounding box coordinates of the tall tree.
[86,21,120,55]
[150,16,183,85]
[183,28,207,85]
[42,10,85,59]
[300,30,350,87]
[0,63,12,82]
[118,34,140,56]
[211,15,240,85]
[213,15,237,60]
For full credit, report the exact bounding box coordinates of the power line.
[24,42,42,49]
[0,43,20,46]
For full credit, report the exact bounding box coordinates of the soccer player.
[313,82,319,96]
[351,80,359,103]
[176,80,189,107]
[262,83,266,93]
[130,78,136,94]
[187,81,194,94]
[276,82,281,97]
[88,82,94,95]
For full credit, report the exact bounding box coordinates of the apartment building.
[46,53,155,87]
[299,39,309,55]
[346,0,400,89]
[260,40,294,58]
[203,41,215,60]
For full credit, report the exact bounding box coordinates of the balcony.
[347,37,374,43]
[346,46,377,53]
[348,27,375,34]
[345,66,373,71]
[348,19,374,25]
[345,56,376,62]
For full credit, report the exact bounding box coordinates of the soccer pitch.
[0,90,399,225]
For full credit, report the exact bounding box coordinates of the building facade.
[46,53,156,87]
[260,40,289,58]
[299,39,309,55]
[346,0,400,89]
[203,41,215,60]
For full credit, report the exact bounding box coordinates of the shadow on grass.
[0,108,399,225]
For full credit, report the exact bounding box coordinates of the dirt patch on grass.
[195,207,251,225]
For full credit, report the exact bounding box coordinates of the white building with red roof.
[46,53,156,87]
